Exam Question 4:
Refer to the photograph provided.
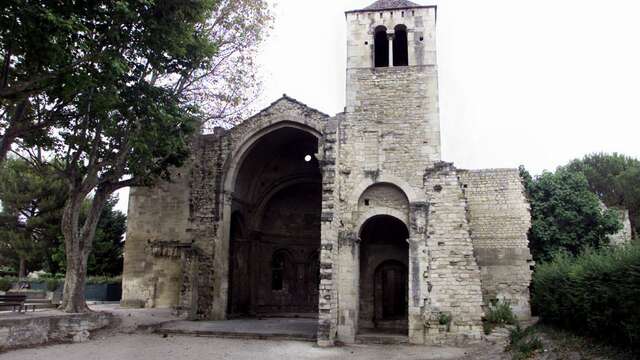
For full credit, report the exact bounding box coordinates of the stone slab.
[157,318,318,342]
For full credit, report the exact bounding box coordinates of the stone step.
[155,319,318,342]
[355,333,409,345]
[156,328,317,342]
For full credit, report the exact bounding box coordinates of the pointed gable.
[363,0,420,11]
[251,94,330,120]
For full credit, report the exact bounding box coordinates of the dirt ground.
[0,333,507,360]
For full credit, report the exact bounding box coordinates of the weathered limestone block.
[422,162,485,343]
[459,169,533,319]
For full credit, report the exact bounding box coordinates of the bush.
[86,276,121,285]
[45,278,61,292]
[438,313,452,332]
[506,325,543,360]
[483,299,517,335]
[531,243,640,349]
[0,277,13,292]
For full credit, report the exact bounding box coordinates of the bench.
[0,294,36,312]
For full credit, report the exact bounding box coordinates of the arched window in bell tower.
[393,25,409,66]
[374,26,389,68]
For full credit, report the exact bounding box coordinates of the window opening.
[374,26,389,68]
[393,25,409,66]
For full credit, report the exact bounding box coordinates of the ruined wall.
[121,164,192,308]
[422,163,485,344]
[459,169,533,319]
[609,208,633,246]
[0,312,113,351]
[123,96,330,319]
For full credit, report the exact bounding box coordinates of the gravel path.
[0,334,483,360]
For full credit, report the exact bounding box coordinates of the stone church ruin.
[122,0,534,346]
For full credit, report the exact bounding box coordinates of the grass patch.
[505,325,543,360]
[536,324,637,360]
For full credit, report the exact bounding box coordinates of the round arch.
[350,176,421,206]
[222,121,323,195]
[356,209,409,237]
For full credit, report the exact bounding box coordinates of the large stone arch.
[213,114,326,319]
[222,120,324,195]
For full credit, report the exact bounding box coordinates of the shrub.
[45,278,61,292]
[506,325,543,360]
[86,276,121,285]
[0,277,13,292]
[483,299,517,335]
[438,313,452,331]
[531,243,640,349]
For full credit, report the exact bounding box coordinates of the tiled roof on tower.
[363,0,420,11]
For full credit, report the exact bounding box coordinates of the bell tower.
[344,0,440,188]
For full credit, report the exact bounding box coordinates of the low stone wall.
[0,311,113,352]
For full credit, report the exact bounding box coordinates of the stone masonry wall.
[122,165,192,308]
[422,163,484,344]
[0,312,113,351]
[122,96,329,319]
[459,169,533,319]
[609,208,633,246]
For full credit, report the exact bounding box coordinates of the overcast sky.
[115,0,640,214]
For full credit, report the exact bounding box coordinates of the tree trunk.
[0,100,29,164]
[60,188,109,313]
[18,257,26,279]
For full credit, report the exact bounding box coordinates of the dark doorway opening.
[359,215,409,335]
[229,127,321,318]
[376,260,407,320]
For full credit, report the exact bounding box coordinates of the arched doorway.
[359,215,409,334]
[228,126,322,317]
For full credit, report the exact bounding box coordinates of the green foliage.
[0,158,67,275]
[531,243,640,349]
[506,325,543,360]
[85,276,121,285]
[0,277,12,292]
[44,278,60,292]
[438,312,452,326]
[438,312,452,332]
[564,153,640,238]
[2,0,272,312]
[0,159,125,276]
[53,197,126,276]
[520,166,621,262]
[483,300,517,335]
[485,300,517,326]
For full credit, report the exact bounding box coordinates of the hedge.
[0,275,122,291]
[531,243,640,349]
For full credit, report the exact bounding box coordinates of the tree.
[0,0,272,163]
[564,153,640,239]
[0,158,66,277]
[11,0,271,312]
[52,196,126,277]
[0,1,103,162]
[520,166,621,262]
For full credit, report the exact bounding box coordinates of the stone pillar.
[317,119,339,347]
[335,231,359,344]
[388,34,394,67]
[408,201,429,344]
[210,193,233,320]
